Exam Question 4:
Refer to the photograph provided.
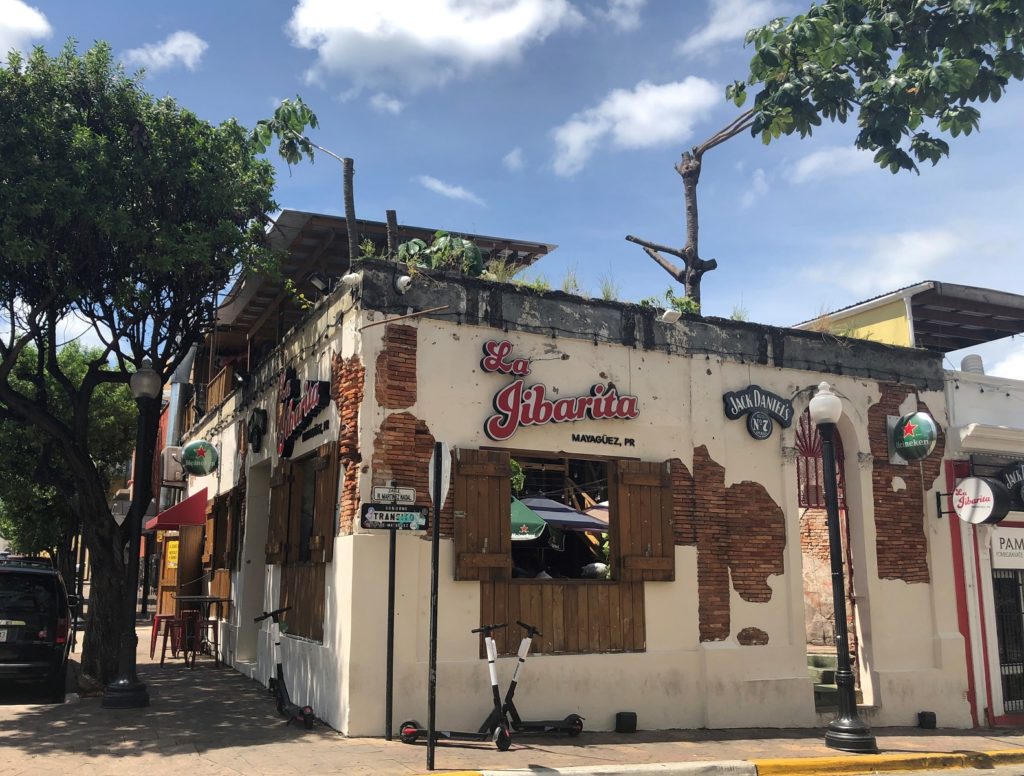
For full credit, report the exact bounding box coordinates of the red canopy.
[144,488,208,531]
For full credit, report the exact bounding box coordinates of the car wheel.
[44,669,66,704]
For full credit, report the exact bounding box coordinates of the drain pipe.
[159,345,198,511]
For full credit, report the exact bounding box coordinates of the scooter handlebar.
[517,620,543,638]
[254,606,291,623]
[471,622,507,634]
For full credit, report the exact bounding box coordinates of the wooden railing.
[206,364,235,410]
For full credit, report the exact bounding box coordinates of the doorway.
[993,568,1024,713]
[235,461,270,663]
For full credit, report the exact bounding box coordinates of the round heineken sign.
[181,439,219,476]
[892,412,938,461]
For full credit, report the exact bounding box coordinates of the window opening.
[297,456,317,562]
[511,453,609,580]
[796,408,846,509]
[994,569,1024,712]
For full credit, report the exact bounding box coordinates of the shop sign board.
[1001,463,1024,506]
[722,385,794,440]
[181,439,219,476]
[992,527,1024,569]
[891,411,939,462]
[953,476,1012,524]
[276,366,330,458]
[360,503,428,531]
[372,485,417,505]
[247,408,268,453]
[480,340,640,442]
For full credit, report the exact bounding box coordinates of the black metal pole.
[427,442,442,771]
[102,394,155,709]
[385,526,397,740]
[819,421,876,753]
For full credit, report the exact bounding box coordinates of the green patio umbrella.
[511,497,547,541]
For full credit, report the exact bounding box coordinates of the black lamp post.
[102,359,162,709]
[809,381,877,753]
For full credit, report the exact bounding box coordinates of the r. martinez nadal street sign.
[480,340,640,442]
[722,385,794,441]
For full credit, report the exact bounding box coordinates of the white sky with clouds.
[5,0,1024,378]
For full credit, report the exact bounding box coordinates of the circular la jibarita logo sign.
[892,412,938,461]
[181,439,219,476]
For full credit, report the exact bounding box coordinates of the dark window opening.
[511,453,609,581]
[796,408,846,510]
[297,455,317,562]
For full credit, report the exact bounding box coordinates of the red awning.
[144,488,208,532]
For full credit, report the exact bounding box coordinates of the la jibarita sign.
[480,340,640,442]
[723,385,794,441]
[277,366,330,458]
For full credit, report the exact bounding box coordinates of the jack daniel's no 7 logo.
[480,340,640,442]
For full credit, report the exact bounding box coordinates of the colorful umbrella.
[519,497,609,532]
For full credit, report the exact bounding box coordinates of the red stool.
[150,613,176,659]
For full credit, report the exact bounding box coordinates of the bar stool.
[150,612,177,659]
[160,609,199,666]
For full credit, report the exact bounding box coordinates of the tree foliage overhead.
[0,40,278,685]
[630,0,1024,308]
[730,0,1024,173]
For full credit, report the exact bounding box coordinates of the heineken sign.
[891,411,938,461]
[181,439,219,476]
[722,385,794,441]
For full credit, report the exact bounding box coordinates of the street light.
[102,358,162,709]
[808,381,877,753]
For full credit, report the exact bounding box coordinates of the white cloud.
[677,0,788,57]
[599,0,645,31]
[287,0,583,90]
[786,146,874,184]
[503,147,524,171]
[123,31,208,72]
[804,230,963,296]
[0,0,50,57]
[552,77,719,176]
[370,92,406,115]
[416,175,485,205]
[740,168,768,208]
[990,346,1024,381]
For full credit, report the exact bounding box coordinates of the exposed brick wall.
[737,627,769,646]
[332,352,365,535]
[868,384,945,583]
[371,412,455,536]
[375,324,417,409]
[670,447,786,643]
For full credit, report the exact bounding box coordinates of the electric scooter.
[503,620,584,736]
[254,607,316,730]
[399,622,513,751]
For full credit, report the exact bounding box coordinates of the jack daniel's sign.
[723,385,794,441]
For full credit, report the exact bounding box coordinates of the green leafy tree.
[0,41,276,685]
[628,0,1024,310]
[0,343,135,585]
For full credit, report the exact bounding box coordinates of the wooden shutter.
[202,499,216,566]
[453,448,511,581]
[265,461,291,564]
[223,489,239,570]
[313,442,339,563]
[610,460,674,582]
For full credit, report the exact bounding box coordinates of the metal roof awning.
[144,488,208,532]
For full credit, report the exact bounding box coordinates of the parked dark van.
[0,558,74,701]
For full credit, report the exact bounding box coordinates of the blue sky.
[5,0,1024,377]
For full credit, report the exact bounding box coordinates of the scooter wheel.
[302,707,315,730]
[493,725,512,751]
[276,698,286,716]
[567,714,584,737]
[399,720,420,744]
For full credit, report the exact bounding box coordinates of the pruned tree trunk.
[343,157,358,263]
[626,109,754,311]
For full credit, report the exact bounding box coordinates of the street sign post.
[360,504,428,531]
[426,441,448,771]
[428,443,451,506]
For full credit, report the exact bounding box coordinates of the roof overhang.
[955,423,1024,456]
[144,488,208,532]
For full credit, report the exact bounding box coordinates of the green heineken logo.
[892,412,938,462]
[181,439,219,476]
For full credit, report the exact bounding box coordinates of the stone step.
[807,666,836,684]
[807,653,838,670]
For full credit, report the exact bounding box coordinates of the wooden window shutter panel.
[202,499,215,566]
[223,491,238,570]
[453,448,511,581]
[265,462,291,564]
[611,460,674,582]
[313,442,339,563]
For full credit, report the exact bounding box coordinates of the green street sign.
[892,412,938,462]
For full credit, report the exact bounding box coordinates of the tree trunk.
[343,158,358,263]
[678,151,702,305]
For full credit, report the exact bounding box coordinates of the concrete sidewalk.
[2,627,1024,776]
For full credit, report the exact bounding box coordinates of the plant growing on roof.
[639,288,700,316]
[628,0,1024,313]
[396,231,485,276]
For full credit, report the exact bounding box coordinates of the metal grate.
[795,409,846,509]
[994,569,1024,712]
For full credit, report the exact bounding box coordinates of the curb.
[752,749,1024,775]
[432,764,755,776]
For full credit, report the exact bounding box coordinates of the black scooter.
[399,622,513,750]
[254,607,316,730]
[503,620,584,736]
